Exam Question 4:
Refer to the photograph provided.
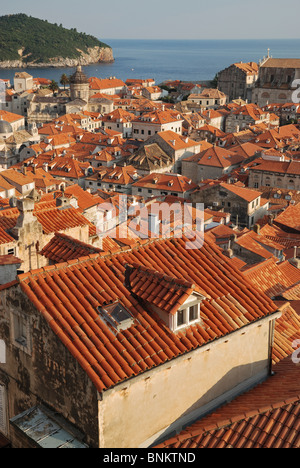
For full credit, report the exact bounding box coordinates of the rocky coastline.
[0,45,114,68]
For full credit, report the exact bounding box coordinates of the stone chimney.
[223,239,233,258]
[0,255,23,284]
[9,191,44,273]
[253,224,260,235]
[289,246,300,269]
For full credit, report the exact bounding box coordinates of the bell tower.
[69,64,90,103]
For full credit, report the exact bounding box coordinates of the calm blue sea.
[1,38,300,85]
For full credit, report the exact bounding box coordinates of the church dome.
[69,65,89,85]
[0,119,13,134]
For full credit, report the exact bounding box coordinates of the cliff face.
[0,46,114,68]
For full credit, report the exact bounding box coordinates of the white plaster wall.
[98,316,277,448]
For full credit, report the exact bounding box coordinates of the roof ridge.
[126,262,196,290]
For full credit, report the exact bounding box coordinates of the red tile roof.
[190,146,244,169]
[132,172,197,193]
[18,233,278,393]
[156,352,300,448]
[274,204,300,232]
[235,230,283,260]
[243,258,300,298]
[0,203,93,236]
[125,263,208,315]
[220,183,262,202]
[40,233,103,263]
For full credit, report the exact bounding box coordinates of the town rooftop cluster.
[1,55,300,448]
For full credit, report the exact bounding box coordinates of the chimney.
[148,212,160,238]
[223,239,233,258]
[289,246,300,268]
[0,256,23,284]
[253,224,260,235]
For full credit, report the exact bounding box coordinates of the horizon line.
[103,37,300,41]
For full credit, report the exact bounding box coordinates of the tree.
[60,73,69,90]
[48,80,59,93]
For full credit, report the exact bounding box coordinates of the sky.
[1,0,300,40]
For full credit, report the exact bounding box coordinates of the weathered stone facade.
[252,58,300,107]
[191,183,267,229]
[0,283,99,448]
[217,62,259,102]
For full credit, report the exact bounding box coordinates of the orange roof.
[88,76,125,91]
[87,165,139,186]
[18,233,278,393]
[0,168,35,186]
[157,130,199,150]
[261,58,300,69]
[189,146,244,169]
[156,352,300,448]
[243,258,300,298]
[102,108,136,123]
[46,157,91,179]
[235,230,282,260]
[219,183,262,202]
[40,185,104,212]
[40,232,104,263]
[274,204,300,232]
[260,223,300,249]
[0,202,93,236]
[134,110,182,125]
[249,159,300,176]
[126,263,208,315]
[234,61,259,75]
[0,110,24,123]
[132,172,197,193]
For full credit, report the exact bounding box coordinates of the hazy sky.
[1,0,300,40]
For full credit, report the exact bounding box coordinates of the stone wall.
[0,284,99,448]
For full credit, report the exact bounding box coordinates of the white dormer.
[169,292,204,332]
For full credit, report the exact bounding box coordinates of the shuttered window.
[0,384,7,435]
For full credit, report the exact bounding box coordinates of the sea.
[1,38,300,85]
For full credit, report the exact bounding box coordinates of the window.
[11,311,31,354]
[189,305,198,322]
[7,248,15,256]
[99,302,134,332]
[177,310,186,327]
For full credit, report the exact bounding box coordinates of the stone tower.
[69,64,90,103]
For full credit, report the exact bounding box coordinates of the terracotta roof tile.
[19,233,278,394]
[156,355,300,449]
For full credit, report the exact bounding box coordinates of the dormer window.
[125,264,208,334]
[173,299,201,332]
